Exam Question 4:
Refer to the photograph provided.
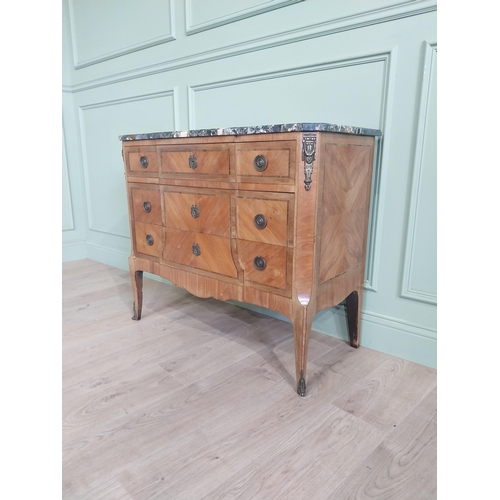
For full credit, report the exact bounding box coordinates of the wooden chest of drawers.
[120,123,381,396]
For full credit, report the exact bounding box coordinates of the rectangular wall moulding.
[68,0,176,69]
[186,0,304,35]
[78,91,177,238]
[401,43,437,305]
[189,53,393,290]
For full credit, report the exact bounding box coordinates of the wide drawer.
[238,240,288,291]
[160,145,230,176]
[163,188,230,237]
[163,229,238,278]
[134,222,162,258]
[124,146,159,175]
[237,194,290,247]
[236,141,295,182]
[131,186,162,225]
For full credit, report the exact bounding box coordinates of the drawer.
[160,145,230,176]
[163,229,238,278]
[131,186,162,225]
[236,141,295,181]
[124,147,159,174]
[163,188,230,237]
[238,240,288,291]
[237,195,289,247]
[134,222,162,258]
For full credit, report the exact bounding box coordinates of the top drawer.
[124,146,159,175]
[236,141,296,183]
[159,144,231,177]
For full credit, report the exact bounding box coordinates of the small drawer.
[163,229,238,278]
[163,189,230,237]
[134,222,162,258]
[125,147,159,174]
[131,187,162,225]
[236,141,295,181]
[160,145,230,176]
[238,240,288,290]
[237,196,289,247]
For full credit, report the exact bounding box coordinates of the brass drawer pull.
[192,243,201,256]
[143,201,151,213]
[254,213,267,229]
[254,154,268,172]
[254,256,266,270]
[140,156,149,168]
[146,234,154,246]
[189,155,198,170]
[191,205,200,219]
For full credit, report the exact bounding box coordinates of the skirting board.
[63,242,437,369]
[62,241,87,262]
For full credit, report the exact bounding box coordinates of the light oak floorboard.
[62,260,436,500]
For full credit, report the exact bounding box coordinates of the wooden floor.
[62,259,437,500]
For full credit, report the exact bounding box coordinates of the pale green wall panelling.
[79,92,177,238]
[68,0,175,68]
[62,126,74,232]
[401,43,437,304]
[62,0,437,368]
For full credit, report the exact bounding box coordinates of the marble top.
[119,122,382,141]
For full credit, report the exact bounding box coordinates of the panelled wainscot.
[120,123,382,396]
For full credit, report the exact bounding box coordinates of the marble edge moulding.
[118,123,383,141]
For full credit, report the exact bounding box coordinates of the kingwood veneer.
[120,123,382,396]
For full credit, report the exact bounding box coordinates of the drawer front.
[238,240,288,290]
[131,187,162,225]
[160,146,230,176]
[164,189,230,237]
[163,229,238,278]
[125,147,159,174]
[236,141,295,181]
[237,196,288,247]
[134,222,162,257]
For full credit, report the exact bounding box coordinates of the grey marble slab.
[118,122,382,141]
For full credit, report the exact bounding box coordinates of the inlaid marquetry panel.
[163,188,231,237]
[238,240,288,291]
[163,229,238,278]
[236,141,295,181]
[131,186,162,225]
[125,147,159,174]
[160,146,230,176]
[319,143,373,283]
[237,196,290,247]
[134,222,162,258]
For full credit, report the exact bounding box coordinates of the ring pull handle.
[192,243,201,256]
[145,234,154,246]
[254,256,266,270]
[143,201,151,213]
[140,156,149,168]
[189,155,198,170]
[254,155,268,172]
[254,213,267,229]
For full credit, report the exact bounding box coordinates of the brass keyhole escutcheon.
[146,234,154,246]
[191,205,200,219]
[143,201,151,213]
[189,155,197,170]
[192,243,201,256]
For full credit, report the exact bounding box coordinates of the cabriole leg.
[129,257,143,321]
[292,305,314,397]
[345,284,364,348]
